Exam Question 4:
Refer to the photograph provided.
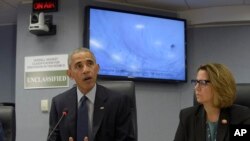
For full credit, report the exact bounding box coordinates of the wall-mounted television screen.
[84,6,186,82]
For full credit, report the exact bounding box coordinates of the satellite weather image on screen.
[87,7,186,82]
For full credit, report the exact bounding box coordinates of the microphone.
[47,108,68,140]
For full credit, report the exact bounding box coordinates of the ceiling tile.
[244,0,250,4]
[126,0,189,11]
[1,0,250,25]
[186,0,246,9]
[0,0,17,25]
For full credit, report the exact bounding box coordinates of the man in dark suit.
[47,48,135,141]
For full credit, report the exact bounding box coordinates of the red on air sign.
[32,0,58,12]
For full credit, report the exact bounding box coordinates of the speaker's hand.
[69,137,74,141]
[84,137,89,141]
[68,136,88,141]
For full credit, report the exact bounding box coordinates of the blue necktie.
[77,96,88,141]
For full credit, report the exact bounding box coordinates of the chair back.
[235,83,250,108]
[0,103,15,141]
[97,80,137,141]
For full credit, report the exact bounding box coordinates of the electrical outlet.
[41,99,49,112]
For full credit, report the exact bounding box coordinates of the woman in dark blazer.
[174,63,250,141]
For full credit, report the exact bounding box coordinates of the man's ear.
[67,70,73,79]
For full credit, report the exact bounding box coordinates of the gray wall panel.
[0,25,16,103]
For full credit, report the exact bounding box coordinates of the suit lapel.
[65,86,78,138]
[195,106,206,141]
[217,108,230,141]
[92,85,108,140]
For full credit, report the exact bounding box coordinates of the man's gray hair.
[68,48,96,67]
